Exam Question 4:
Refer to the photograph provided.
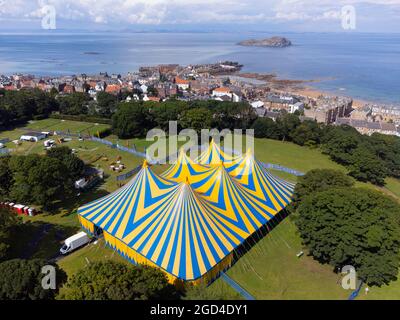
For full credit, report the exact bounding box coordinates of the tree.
[58,92,90,115]
[147,86,158,97]
[0,156,12,198]
[251,118,281,139]
[150,100,188,131]
[0,89,57,125]
[211,101,257,130]
[0,259,66,299]
[295,188,400,286]
[348,146,387,186]
[276,113,301,141]
[292,169,354,208]
[60,261,178,300]
[0,208,21,262]
[180,108,213,134]
[9,154,74,209]
[112,102,153,138]
[96,92,118,117]
[290,120,321,146]
[321,125,361,165]
[368,133,400,179]
[47,146,85,180]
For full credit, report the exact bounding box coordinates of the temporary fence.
[262,163,304,177]
[0,149,9,156]
[116,165,142,181]
[220,272,256,300]
[14,130,305,179]
[89,137,147,158]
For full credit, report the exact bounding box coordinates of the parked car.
[60,231,91,255]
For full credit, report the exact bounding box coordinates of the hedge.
[50,113,112,125]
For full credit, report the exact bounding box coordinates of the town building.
[336,118,399,136]
[305,96,353,124]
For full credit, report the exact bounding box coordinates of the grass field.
[2,119,400,300]
[25,118,110,136]
[221,218,349,300]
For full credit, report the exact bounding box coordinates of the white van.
[60,231,91,255]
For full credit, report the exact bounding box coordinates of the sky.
[0,0,399,33]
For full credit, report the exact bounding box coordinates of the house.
[95,82,105,92]
[63,85,75,94]
[214,95,232,102]
[251,101,264,109]
[140,84,148,94]
[335,118,398,136]
[212,87,232,98]
[255,107,267,117]
[105,84,121,95]
[231,92,241,103]
[305,97,353,124]
[4,85,17,91]
[265,111,281,121]
[175,77,190,91]
[20,132,46,142]
[350,105,372,120]
[289,102,305,114]
[265,94,298,111]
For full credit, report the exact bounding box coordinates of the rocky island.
[238,36,292,48]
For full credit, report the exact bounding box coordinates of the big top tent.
[77,140,295,286]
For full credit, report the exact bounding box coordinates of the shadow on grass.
[230,208,292,269]
[7,221,78,261]
[46,187,110,217]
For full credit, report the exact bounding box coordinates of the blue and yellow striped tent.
[77,141,295,285]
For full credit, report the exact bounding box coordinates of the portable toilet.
[13,204,25,214]
[28,208,36,217]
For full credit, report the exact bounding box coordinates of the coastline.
[237,72,371,109]
[289,85,368,109]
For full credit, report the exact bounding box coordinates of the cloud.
[0,0,399,31]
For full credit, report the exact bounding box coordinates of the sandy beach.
[290,86,368,109]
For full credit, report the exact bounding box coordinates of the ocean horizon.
[0,31,399,105]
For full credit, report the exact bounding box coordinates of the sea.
[0,31,399,104]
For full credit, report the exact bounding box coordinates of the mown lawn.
[25,118,110,136]
[214,218,349,300]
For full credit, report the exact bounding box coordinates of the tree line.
[112,101,400,186]
[0,88,128,128]
[111,100,257,138]
[0,146,85,210]
[291,169,400,287]
[253,116,400,186]
[1,89,399,186]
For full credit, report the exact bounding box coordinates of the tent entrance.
[94,225,103,237]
